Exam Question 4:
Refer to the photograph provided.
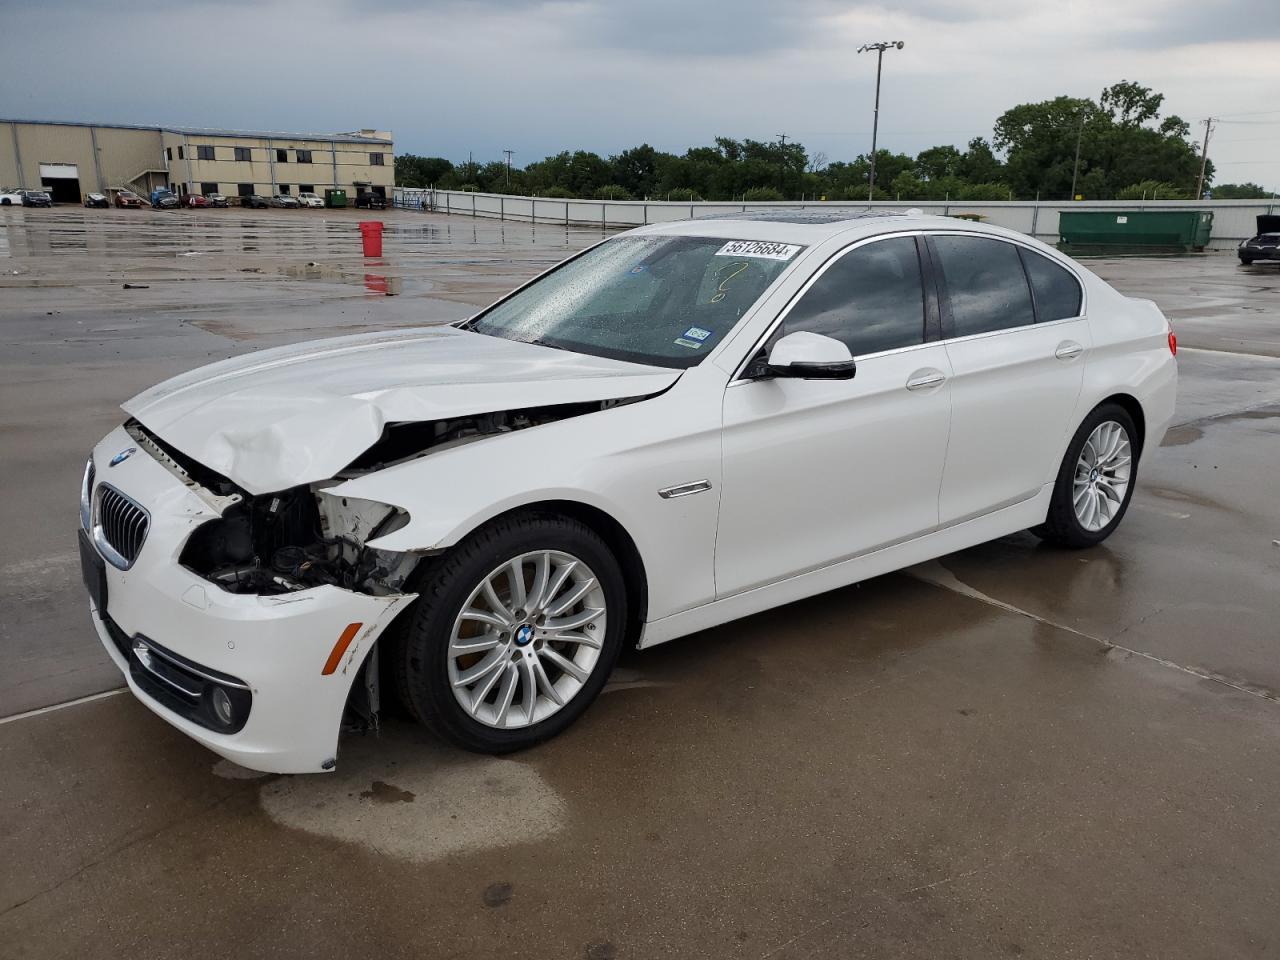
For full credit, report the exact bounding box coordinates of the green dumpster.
[324,188,348,209]
[1058,210,1213,252]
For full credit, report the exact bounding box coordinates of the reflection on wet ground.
[2,208,1280,958]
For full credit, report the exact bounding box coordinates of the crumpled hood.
[123,326,680,495]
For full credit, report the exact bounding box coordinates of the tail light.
[1168,329,1177,356]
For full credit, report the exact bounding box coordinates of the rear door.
[928,233,1089,525]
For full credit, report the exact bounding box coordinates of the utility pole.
[776,133,788,194]
[502,149,514,188]
[857,40,904,204]
[1195,118,1215,200]
[1069,105,1087,200]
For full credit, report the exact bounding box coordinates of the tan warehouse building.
[0,119,394,203]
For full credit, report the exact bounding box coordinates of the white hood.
[123,326,679,494]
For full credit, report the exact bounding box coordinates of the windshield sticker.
[673,337,703,349]
[715,240,802,261]
[684,326,712,342]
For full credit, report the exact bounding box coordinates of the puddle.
[259,734,565,862]
[280,262,403,295]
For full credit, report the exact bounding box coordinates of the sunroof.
[697,209,907,224]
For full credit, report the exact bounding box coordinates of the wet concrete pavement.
[2,208,1279,958]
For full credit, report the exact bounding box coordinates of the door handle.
[1055,341,1084,360]
[906,370,947,391]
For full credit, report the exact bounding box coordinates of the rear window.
[1020,249,1083,322]
[931,235,1035,337]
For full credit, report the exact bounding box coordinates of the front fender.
[328,383,723,621]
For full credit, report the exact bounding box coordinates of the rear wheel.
[1032,403,1138,548]
[393,512,626,753]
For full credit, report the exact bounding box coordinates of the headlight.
[80,457,95,529]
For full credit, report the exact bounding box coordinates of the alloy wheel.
[1073,420,1132,532]
[448,550,607,729]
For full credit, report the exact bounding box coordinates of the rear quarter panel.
[1079,275,1177,464]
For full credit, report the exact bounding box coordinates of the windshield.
[467,235,803,368]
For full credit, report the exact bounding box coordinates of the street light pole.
[857,40,904,204]
[502,149,514,189]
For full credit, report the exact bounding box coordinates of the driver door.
[715,235,954,597]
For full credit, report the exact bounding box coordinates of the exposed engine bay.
[126,399,636,597]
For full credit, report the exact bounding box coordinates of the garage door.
[39,163,81,203]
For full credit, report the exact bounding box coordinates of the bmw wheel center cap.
[514,624,535,647]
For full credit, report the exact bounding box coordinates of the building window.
[279,184,291,194]
[200,182,218,195]
[276,149,288,163]
[196,145,215,161]
[234,147,251,162]
[177,146,184,160]
[237,183,254,197]
[166,147,172,161]
[296,149,313,163]
[369,152,385,166]
[300,183,315,193]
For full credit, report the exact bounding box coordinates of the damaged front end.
[178,483,418,597]
[134,396,637,598]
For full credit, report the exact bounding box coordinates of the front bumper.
[85,426,415,773]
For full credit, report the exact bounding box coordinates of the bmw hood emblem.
[109,447,137,467]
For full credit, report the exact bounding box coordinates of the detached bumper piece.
[102,614,252,734]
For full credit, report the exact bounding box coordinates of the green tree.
[994,81,1204,199]
[1211,183,1273,199]
[395,155,454,188]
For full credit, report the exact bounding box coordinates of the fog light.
[210,686,234,726]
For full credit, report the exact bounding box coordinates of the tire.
[392,511,627,754]
[1240,256,1254,265]
[1032,403,1139,549]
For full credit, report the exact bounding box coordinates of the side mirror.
[765,331,856,380]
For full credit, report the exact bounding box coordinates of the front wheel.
[393,512,626,753]
[1032,404,1139,548]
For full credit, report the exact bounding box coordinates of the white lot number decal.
[715,240,802,261]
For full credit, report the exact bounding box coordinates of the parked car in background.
[241,194,269,209]
[21,190,52,207]
[150,188,179,210]
[115,191,144,208]
[84,192,110,208]
[206,193,229,208]
[297,191,324,208]
[184,194,210,208]
[1,187,26,206]
[77,211,1177,773]
[271,194,301,208]
[355,191,386,210]
[1239,215,1280,266]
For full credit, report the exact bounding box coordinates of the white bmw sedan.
[80,211,1176,773]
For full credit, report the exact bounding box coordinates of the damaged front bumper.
[84,426,416,774]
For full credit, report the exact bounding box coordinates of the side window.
[779,236,925,357]
[931,235,1035,337]
[1021,249,1083,322]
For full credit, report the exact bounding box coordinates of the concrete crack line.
[906,562,1280,706]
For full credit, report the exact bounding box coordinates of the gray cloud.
[1,0,1276,189]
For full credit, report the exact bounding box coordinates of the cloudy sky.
[2,0,1278,190]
